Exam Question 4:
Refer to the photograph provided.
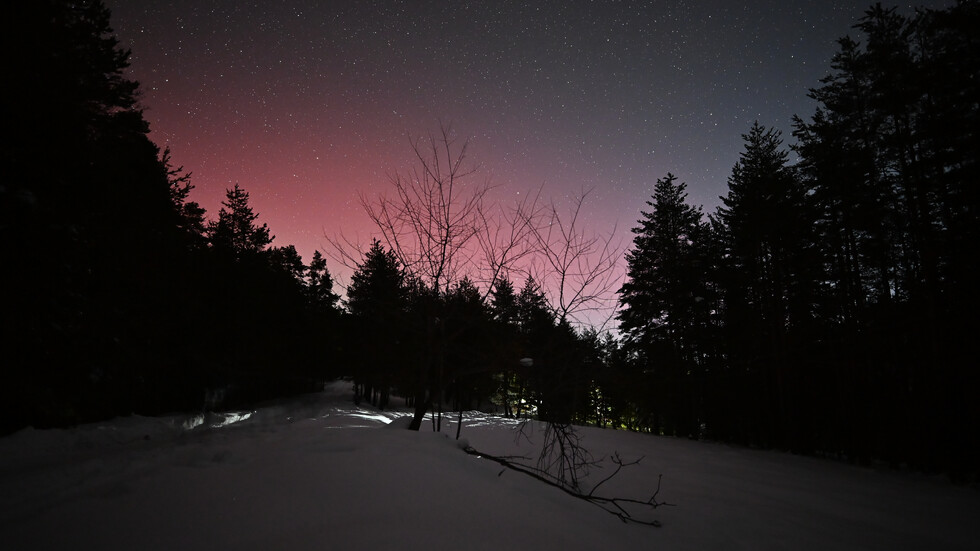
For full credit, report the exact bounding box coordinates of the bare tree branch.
[462,444,673,527]
[523,189,623,329]
[323,230,372,291]
[358,124,491,295]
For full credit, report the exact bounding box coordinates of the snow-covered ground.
[1,381,977,550]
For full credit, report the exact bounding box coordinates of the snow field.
[1,381,977,550]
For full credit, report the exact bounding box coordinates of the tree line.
[0,0,613,437]
[343,241,599,427]
[4,0,976,480]
[2,0,343,433]
[616,2,978,477]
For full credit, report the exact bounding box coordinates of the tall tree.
[791,2,980,472]
[716,122,816,329]
[617,173,711,437]
[618,174,709,365]
[488,277,522,416]
[352,124,539,429]
[714,122,817,448]
[346,240,409,408]
[1,0,221,431]
[443,277,495,413]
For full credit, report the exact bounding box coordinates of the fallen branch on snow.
[462,445,673,527]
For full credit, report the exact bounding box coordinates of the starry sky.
[108,0,951,288]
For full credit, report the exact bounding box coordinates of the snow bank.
[1,382,977,550]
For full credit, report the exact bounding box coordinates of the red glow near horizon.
[108,0,956,326]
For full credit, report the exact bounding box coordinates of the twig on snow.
[462,445,673,527]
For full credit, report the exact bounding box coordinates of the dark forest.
[2,0,977,480]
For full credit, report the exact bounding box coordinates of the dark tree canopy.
[5,0,976,481]
[490,277,519,326]
[618,173,709,362]
[2,0,188,431]
[208,184,274,258]
[609,3,979,476]
[307,250,341,314]
[1,1,338,433]
[345,240,410,408]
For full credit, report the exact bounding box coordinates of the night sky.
[108,0,952,285]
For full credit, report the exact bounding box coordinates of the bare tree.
[344,123,552,294]
[366,126,481,294]
[335,124,620,437]
[509,190,624,493]
[526,189,622,329]
[353,124,538,430]
[343,130,659,522]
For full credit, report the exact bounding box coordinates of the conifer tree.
[3,0,208,431]
[444,277,495,410]
[617,173,711,437]
[307,250,340,313]
[618,173,709,367]
[713,122,817,447]
[208,184,274,259]
[490,277,519,326]
[716,122,815,332]
[790,2,980,471]
[267,245,306,282]
[517,276,552,335]
[346,240,409,408]
[163,148,207,242]
[488,277,521,415]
